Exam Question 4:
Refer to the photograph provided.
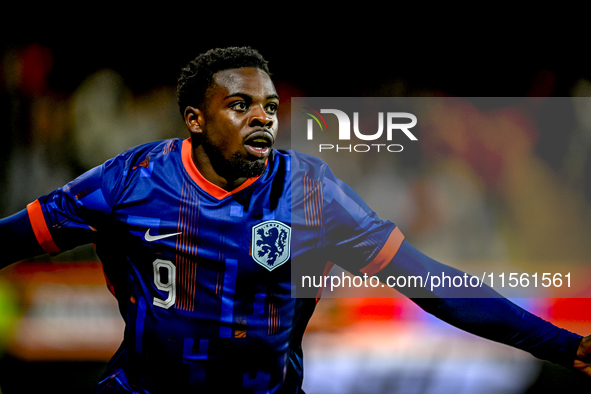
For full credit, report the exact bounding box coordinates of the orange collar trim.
[181,138,265,200]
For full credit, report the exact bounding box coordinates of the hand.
[574,334,591,376]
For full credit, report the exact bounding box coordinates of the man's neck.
[191,144,248,192]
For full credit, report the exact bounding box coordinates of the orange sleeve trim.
[26,200,60,254]
[359,227,405,276]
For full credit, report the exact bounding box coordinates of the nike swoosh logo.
[144,229,182,242]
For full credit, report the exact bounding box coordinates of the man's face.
[199,67,279,179]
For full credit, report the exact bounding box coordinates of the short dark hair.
[177,47,271,116]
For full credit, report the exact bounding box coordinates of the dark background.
[2,28,587,98]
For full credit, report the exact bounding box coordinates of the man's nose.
[249,105,274,128]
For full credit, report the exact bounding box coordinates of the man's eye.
[231,102,248,111]
[266,103,278,114]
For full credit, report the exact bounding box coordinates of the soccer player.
[0,46,590,393]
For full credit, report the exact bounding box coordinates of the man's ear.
[184,106,204,134]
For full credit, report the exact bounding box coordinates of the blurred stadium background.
[0,31,590,393]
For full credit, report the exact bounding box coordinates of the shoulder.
[272,149,333,182]
[92,139,182,195]
[99,139,182,178]
[109,139,182,167]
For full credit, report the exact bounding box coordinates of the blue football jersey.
[27,138,401,393]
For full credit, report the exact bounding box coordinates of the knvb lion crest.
[251,220,291,271]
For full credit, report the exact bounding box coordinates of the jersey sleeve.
[0,208,46,266]
[27,152,129,254]
[322,170,404,274]
[296,154,404,274]
[388,241,583,368]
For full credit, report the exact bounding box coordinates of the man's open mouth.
[244,132,273,158]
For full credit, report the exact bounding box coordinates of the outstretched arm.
[376,239,586,371]
[0,208,45,269]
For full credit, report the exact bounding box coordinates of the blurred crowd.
[0,43,186,217]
